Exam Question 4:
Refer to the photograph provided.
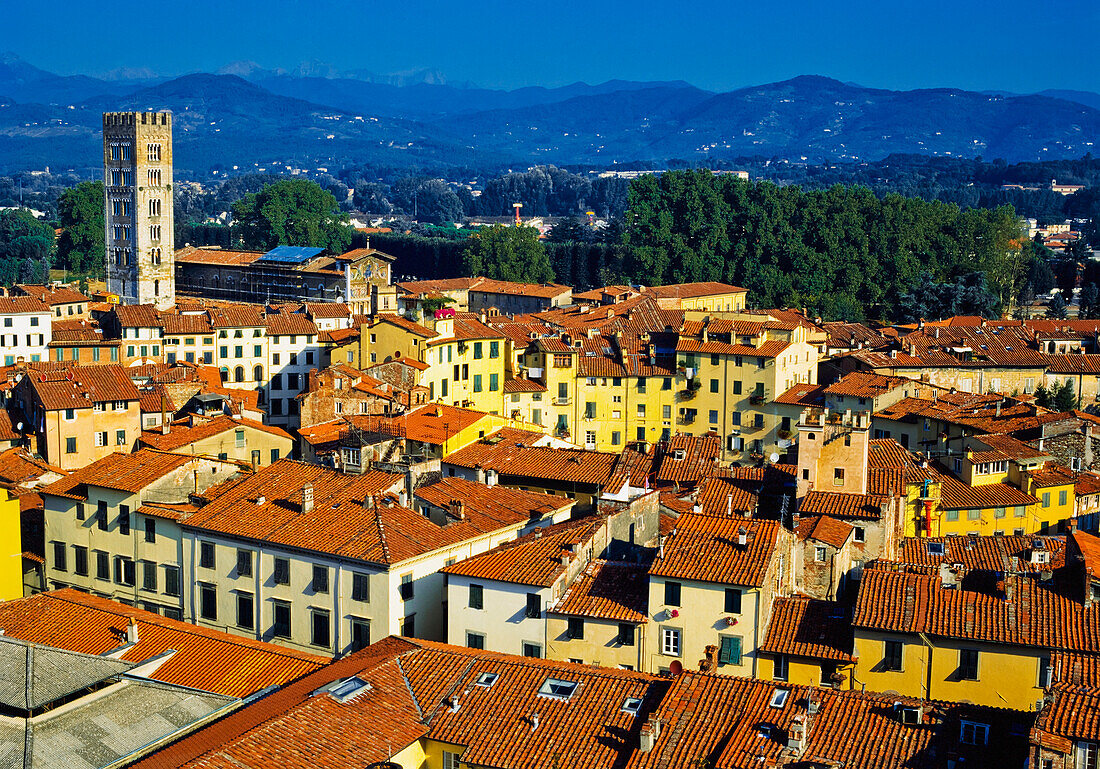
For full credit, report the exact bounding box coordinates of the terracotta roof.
[0,589,325,697]
[675,338,790,358]
[138,384,176,414]
[896,535,1066,573]
[824,371,908,399]
[413,475,571,524]
[1032,685,1100,746]
[628,671,1029,769]
[1029,464,1078,488]
[693,474,761,516]
[854,565,1100,652]
[185,460,531,565]
[649,514,779,587]
[0,446,62,486]
[503,376,547,393]
[937,475,1038,510]
[1051,652,1100,688]
[441,518,602,587]
[371,313,436,338]
[302,302,352,319]
[549,560,649,623]
[398,277,481,295]
[13,284,89,306]
[773,382,826,406]
[1045,354,1100,374]
[173,246,264,266]
[800,490,890,520]
[1077,472,1100,497]
[41,450,206,498]
[444,439,619,487]
[207,305,266,328]
[969,433,1050,462]
[22,364,141,410]
[161,313,214,335]
[398,402,490,445]
[795,515,854,549]
[644,282,748,299]
[470,277,571,299]
[112,303,162,327]
[49,319,107,343]
[139,415,292,452]
[760,597,855,662]
[0,295,49,314]
[655,434,722,486]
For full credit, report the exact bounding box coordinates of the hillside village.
[3,112,1100,768]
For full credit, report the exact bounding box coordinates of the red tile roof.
[0,589,325,697]
[0,295,49,314]
[13,284,89,306]
[824,371,908,399]
[42,450,205,498]
[174,246,264,266]
[795,515,854,549]
[549,560,649,622]
[445,437,620,487]
[773,382,826,406]
[896,534,1066,573]
[760,597,855,662]
[24,364,140,410]
[644,282,748,299]
[649,514,779,586]
[138,415,292,452]
[800,490,890,520]
[371,312,436,338]
[937,475,1038,510]
[441,518,602,587]
[413,475,571,525]
[655,434,722,486]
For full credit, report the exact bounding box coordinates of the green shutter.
[719,636,742,665]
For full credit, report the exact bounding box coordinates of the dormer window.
[538,677,578,700]
[959,720,989,745]
[769,688,789,708]
[927,542,945,557]
[327,676,371,703]
[622,697,642,715]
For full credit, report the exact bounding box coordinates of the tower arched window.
[154,279,160,297]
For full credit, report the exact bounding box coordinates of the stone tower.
[103,112,175,309]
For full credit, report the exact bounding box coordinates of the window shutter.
[719,636,742,665]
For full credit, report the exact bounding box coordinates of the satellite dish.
[769,453,780,463]
[669,660,683,676]
[15,422,22,431]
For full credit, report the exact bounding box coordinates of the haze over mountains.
[1,53,1098,178]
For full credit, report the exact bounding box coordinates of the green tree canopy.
[1046,293,1068,319]
[56,181,104,279]
[463,225,554,284]
[231,179,351,253]
[0,209,54,285]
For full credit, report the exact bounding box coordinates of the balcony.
[679,388,698,400]
[553,397,571,406]
[749,393,766,406]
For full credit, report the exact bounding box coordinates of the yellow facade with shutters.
[0,488,22,600]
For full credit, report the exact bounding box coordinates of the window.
[661,627,681,656]
[538,677,577,699]
[352,572,370,602]
[142,560,157,591]
[833,468,845,486]
[853,526,865,543]
[399,572,414,600]
[65,437,76,454]
[709,409,718,424]
[469,583,484,609]
[710,378,719,393]
[96,501,108,531]
[476,672,499,688]
[884,640,903,671]
[72,545,88,576]
[350,618,371,652]
[718,635,742,666]
[473,341,483,359]
[1060,489,1069,507]
[523,642,541,658]
[52,541,67,572]
[466,631,485,650]
[164,565,180,597]
[199,584,217,620]
[237,549,252,577]
[144,518,156,543]
[118,505,130,535]
[959,648,979,680]
[773,654,789,681]
[273,600,291,637]
[473,374,482,392]
[1077,742,1099,769]
[769,689,790,708]
[815,546,827,562]
[95,431,107,447]
[724,588,742,614]
[526,593,541,619]
[199,541,215,569]
[1014,505,1027,518]
[617,623,635,646]
[231,591,253,630]
[95,550,110,580]
[946,509,960,522]
[312,564,329,593]
[311,609,330,647]
[959,719,989,745]
[567,617,585,640]
[273,557,290,585]
[1042,492,1051,508]
[76,503,85,521]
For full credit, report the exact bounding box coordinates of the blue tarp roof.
[258,246,325,264]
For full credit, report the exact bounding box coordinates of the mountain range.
[0,53,1098,177]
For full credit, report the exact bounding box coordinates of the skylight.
[476,672,499,688]
[538,677,578,700]
[328,676,371,703]
[622,697,642,715]
[927,542,946,557]
[769,689,789,708]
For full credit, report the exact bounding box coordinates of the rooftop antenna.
[513,202,523,226]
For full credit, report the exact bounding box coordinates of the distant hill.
[1038,89,1100,113]
[0,55,1097,176]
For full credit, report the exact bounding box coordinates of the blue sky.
[4,0,1099,93]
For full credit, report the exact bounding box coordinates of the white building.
[0,296,51,365]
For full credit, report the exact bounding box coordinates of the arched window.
[234,366,245,383]
[212,275,219,289]
[154,279,160,297]
[253,364,263,382]
[219,367,229,383]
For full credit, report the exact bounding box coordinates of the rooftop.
[441,518,602,587]
[760,597,855,662]
[549,560,649,623]
[138,415,292,453]
[649,514,779,587]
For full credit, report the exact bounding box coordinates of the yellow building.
[364,313,436,367]
[0,488,21,600]
[644,282,748,311]
[546,560,649,670]
[851,561,1100,710]
[1025,465,1078,534]
[422,314,509,415]
[645,515,789,676]
[757,596,856,689]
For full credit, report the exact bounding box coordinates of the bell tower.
[103,112,175,309]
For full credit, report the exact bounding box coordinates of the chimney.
[486,469,498,488]
[126,617,139,644]
[737,526,748,547]
[786,715,807,755]
[639,717,661,752]
[449,696,460,713]
[398,488,408,507]
[450,499,465,519]
[301,482,314,513]
[530,713,539,731]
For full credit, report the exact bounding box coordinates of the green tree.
[1046,292,1068,319]
[1054,379,1078,411]
[231,179,351,252]
[56,181,105,278]
[0,209,54,285]
[1081,283,1100,319]
[463,225,554,283]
